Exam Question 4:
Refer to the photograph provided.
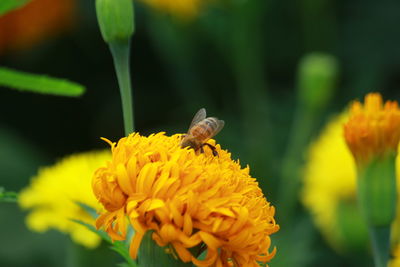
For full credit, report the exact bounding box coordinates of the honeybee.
[180,108,225,156]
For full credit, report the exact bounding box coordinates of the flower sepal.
[356,152,397,227]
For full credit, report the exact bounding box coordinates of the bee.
[180,108,225,156]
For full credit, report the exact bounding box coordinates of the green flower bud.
[96,0,134,44]
[297,53,339,112]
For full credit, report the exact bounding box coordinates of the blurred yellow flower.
[19,151,111,249]
[302,112,400,254]
[93,132,279,266]
[344,93,400,166]
[0,0,76,54]
[138,0,205,19]
[390,245,400,267]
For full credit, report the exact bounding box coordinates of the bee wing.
[189,108,207,130]
[210,119,225,138]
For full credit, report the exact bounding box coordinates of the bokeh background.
[1,0,400,266]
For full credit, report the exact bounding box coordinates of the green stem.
[278,107,317,223]
[230,0,272,180]
[109,42,135,135]
[369,226,390,267]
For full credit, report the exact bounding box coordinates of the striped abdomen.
[189,117,219,143]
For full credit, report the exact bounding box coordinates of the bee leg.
[201,143,218,156]
[199,145,205,154]
[211,147,218,157]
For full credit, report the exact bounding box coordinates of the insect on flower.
[180,108,225,156]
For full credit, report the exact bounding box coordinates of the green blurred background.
[1,0,400,266]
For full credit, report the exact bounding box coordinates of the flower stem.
[230,0,272,179]
[369,226,390,267]
[278,107,317,223]
[109,42,135,135]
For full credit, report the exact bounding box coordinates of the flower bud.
[297,53,338,112]
[344,93,400,226]
[96,0,134,43]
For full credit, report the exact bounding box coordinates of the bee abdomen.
[190,118,218,141]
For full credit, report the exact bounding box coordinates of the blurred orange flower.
[0,0,76,54]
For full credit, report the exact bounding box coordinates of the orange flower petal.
[129,231,144,259]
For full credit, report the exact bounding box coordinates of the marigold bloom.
[138,0,205,18]
[302,113,400,252]
[93,132,279,266]
[19,151,110,248]
[0,0,76,54]
[344,93,400,165]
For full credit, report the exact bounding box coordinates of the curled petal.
[129,231,144,259]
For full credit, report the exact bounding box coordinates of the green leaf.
[0,187,18,203]
[0,67,85,97]
[110,241,136,266]
[71,219,112,243]
[72,219,138,267]
[0,0,31,16]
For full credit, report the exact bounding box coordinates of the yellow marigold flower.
[0,0,76,54]
[344,93,400,166]
[138,0,204,19]
[19,151,110,249]
[93,132,279,266]
[302,113,400,252]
